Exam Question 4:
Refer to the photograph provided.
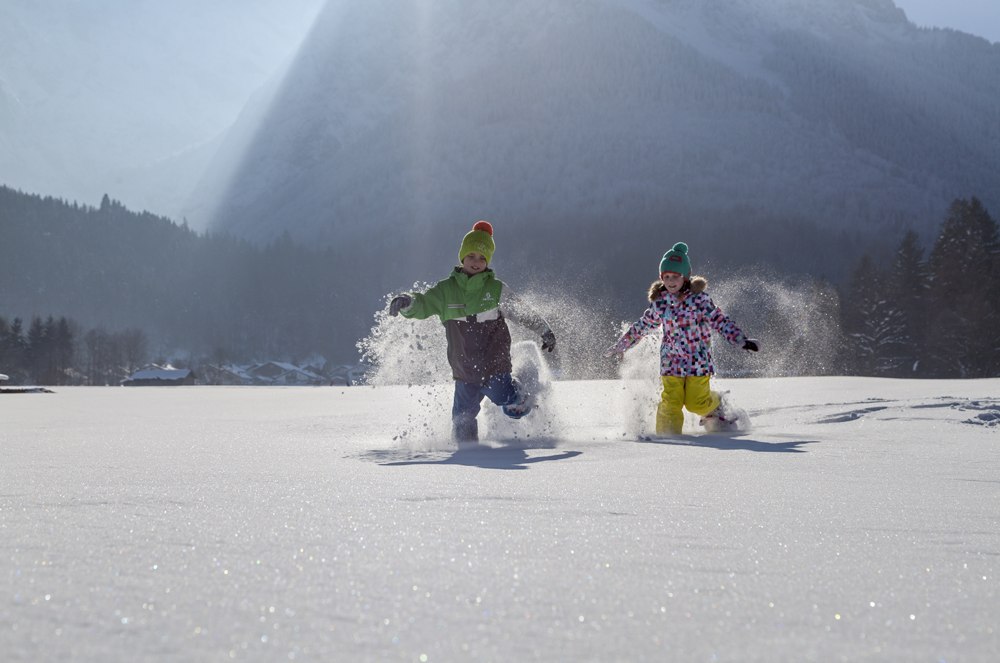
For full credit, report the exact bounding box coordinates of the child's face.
[461,252,488,275]
[660,271,685,293]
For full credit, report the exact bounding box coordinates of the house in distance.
[121,365,196,387]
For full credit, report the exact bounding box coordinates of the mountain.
[193,0,1000,287]
[0,0,324,218]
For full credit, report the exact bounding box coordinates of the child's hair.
[647,275,707,301]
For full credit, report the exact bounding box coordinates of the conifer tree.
[925,198,999,377]
[26,316,49,383]
[843,254,908,375]
[0,317,17,381]
[52,317,76,384]
[885,230,928,376]
[5,318,29,382]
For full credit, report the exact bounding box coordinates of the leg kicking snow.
[502,341,549,419]
[699,391,752,433]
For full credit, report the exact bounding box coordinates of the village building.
[121,365,196,387]
[245,361,327,386]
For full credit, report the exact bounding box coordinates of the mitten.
[541,330,556,353]
[743,338,759,352]
[389,294,412,317]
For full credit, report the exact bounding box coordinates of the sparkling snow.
[2,377,998,661]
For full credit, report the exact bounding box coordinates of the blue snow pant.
[452,373,522,442]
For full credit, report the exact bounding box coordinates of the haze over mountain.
[0,0,323,217]
[894,0,1000,43]
[190,0,1000,286]
[3,0,999,362]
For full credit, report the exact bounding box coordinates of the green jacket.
[401,268,547,385]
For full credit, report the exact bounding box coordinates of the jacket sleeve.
[399,281,448,321]
[700,295,746,346]
[502,286,553,336]
[611,301,662,353]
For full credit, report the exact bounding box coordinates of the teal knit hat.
[659,242,691,277]
[458,220,495,264]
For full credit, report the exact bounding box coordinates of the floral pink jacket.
[611,278,746,377]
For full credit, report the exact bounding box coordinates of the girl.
[607,242,758,436]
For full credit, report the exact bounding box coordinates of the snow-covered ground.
[2,377,998,661]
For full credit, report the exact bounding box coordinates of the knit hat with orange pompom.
[458,220,495,264]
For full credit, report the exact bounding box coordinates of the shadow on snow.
[638,435,818,453]
[373,440,582,470]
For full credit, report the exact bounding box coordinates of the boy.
[389,221,556,443]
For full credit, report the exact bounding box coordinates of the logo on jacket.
[483,293,493,301]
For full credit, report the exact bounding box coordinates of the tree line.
[841,197,999,378]
[0,186,370,367]
[2,185,998,383]
[0,315,148,386]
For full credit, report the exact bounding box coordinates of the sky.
[3,374,999,660]
[894,0,1000,43]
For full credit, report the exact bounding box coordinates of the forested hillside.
[3,186,998,384]
[0,186,366,364]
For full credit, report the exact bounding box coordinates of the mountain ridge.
[195,0,999,270]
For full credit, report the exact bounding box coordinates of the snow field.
[1,377,998,661]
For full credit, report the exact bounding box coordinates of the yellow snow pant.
[656,376,721,435]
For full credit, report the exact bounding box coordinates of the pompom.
[671,241,688,254]
[472,220,494,236]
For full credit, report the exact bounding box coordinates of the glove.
[603,345,623,359]
[743,338,759,352]
[388,294,412,317]
[541,330,556,353]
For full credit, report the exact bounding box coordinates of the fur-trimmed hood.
[648,275,708,301]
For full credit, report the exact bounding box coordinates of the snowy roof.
[215,364,255,380]
[247,362,325,381]
[255,361,302,372]
[126,367,192,381]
